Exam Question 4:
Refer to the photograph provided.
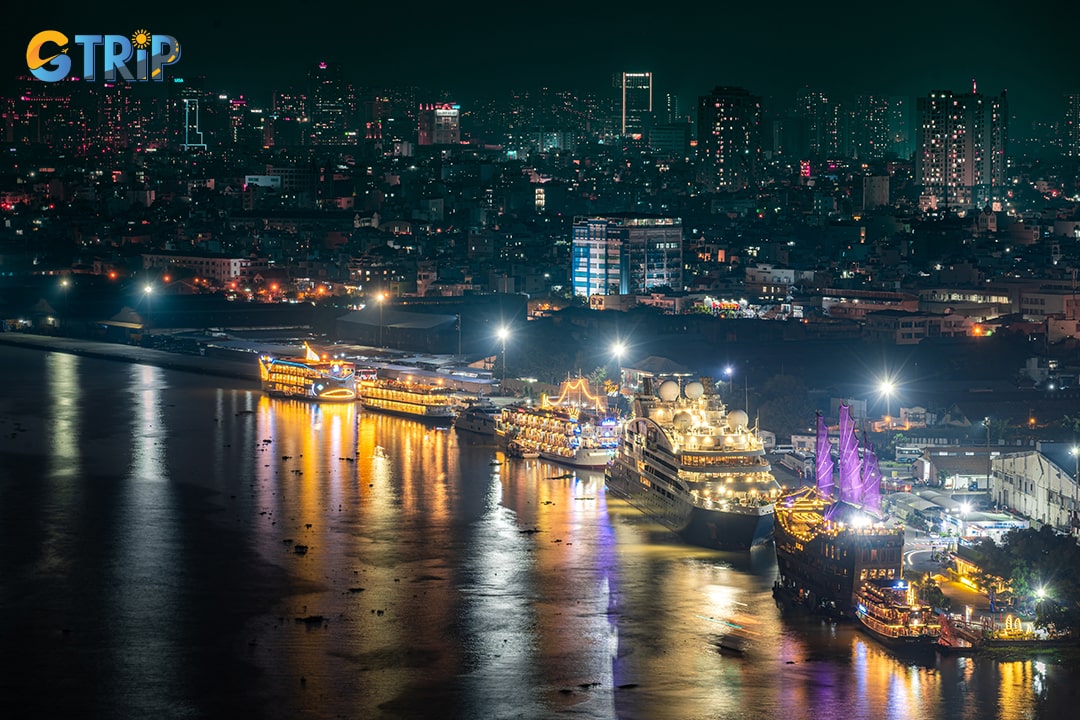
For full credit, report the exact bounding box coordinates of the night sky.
[4,0,1077,121]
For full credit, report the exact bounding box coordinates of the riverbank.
[0,332,260,383]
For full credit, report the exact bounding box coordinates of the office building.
[418,103,461,145]
[571,214,683,298]
[619,72,653,138]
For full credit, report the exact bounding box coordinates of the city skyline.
[3,1,1077,123]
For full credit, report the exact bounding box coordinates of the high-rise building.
[167,77,209,150]
[418,103,460,145]
[697,86,762,192]
[915,85,1008,211]
[571,214,683,298]
[849,95,912,160]
[267,91,308,147]
[618,72,653,138]
[307,62,350,145]
[796,87,840,157]
[1066,92,1080,158]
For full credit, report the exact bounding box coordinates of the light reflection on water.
[0,347,1073,720]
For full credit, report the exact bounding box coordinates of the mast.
[837,403,860,504]
[861,439,883,516]
[815,412,835,498]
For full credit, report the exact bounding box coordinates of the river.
[0,345,1073,719]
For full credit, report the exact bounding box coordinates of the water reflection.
[2,347,1075,720]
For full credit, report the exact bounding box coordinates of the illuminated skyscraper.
[915,85,1008,211]
[307,62,350,145]
[697,86,761,192]
[850,95,912,160]
[571,214,683,297]
[618,72,653,138]
[1066,92,1080,158]
[796,86,839,157]
[418,103,460,145]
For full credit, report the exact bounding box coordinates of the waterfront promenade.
[0,332,260,383]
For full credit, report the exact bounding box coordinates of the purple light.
[837,404,859,503]
[815,413,834,498]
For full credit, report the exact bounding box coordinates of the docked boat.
[358,374,457,422]
[855,578,941,649]
[773,407,905,617]
[258,344,358,402]
[454,398,500,436]
[496,377,620,469]
[605,375,782,550]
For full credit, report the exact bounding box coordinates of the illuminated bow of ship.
[258,344,358,402]
[605,375,781,550]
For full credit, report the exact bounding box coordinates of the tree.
[756,374,813,440]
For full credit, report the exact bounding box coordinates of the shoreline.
[0,332,260,383]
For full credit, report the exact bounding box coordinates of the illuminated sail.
[837,404,860,504]
[304,343,320,362]
[861,440,883,515]
[815,413,835,498]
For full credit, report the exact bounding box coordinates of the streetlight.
[60,278,69,324]
[376,292,387,348]
[612,341,626,413]
[1071,446,1079,482]
[143,284,153,329]
[497,326,509,391]
[723,365,733,399]
[984,416,991,490]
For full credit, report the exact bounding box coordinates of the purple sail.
[861,442,883,516]
[837,404,860,504]
[815,413,835,498]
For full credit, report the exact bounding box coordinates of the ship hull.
[264,388,356,402]
[854,617,941,651]
[606,462,774,550]
[454,412,499,436]
[540,449,613,470]
[359,401,454,423]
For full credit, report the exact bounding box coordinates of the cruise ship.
[358,374,457,422]
[258,344,358,402]
[496,377,620,469]
[605,376,782,550]
[772,407,905,617]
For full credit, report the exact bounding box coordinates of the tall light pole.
[60,278,69,326]
[984,416,991,490]
[724,365,733,400]
[497,326,509,391]
[143,284,153,330]
[377,292,387,348]
[1071,446,1079,483]
[612,341,626,413]
[879,378,895,451]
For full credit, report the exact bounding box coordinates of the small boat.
[854,579,941,650]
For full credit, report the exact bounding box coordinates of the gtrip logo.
[26,29,181,82]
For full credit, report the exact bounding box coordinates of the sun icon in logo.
[131,29,152,50]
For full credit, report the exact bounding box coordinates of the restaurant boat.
[773,407,905,617]
[496,377,620,469]
[854,578,941,649]
[358,373,457,422]
[605,375,782,550]
[258,344,358,402]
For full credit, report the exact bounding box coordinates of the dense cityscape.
[3,11,1080,719]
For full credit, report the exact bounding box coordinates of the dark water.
[0,345,1076,719]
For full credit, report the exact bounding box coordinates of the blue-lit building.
[570,214,683,298]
